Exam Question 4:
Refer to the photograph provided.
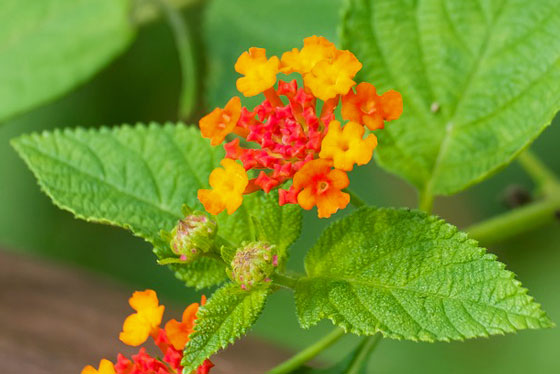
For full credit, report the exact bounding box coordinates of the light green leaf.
[204,0,342,108]
[0,0,135,123]
[183,283,270,372]
[341,0,560,195]
[295,207,552,341]
[11,123,227,288]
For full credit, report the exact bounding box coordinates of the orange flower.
[341,82,403,130]
[235,47,280,97]
[81,359,115,374]
[280,35,337,75]
[199,96,242,146]
[293,159,350,218]
[198,158,249,215]
[119,289,165,346]
[165,295,206,350]
[319,121,377,171]
[304,50,362,101]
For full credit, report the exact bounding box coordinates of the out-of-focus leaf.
[203,0,342,108]
[0,0,134,122]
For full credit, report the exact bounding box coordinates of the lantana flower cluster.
[198,36,402,218]
[82,290,213,374]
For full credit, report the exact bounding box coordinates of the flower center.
[317,180,330,193]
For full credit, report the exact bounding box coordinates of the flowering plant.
[9,0,560,372]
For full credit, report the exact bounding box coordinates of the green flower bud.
[230,242,278,290]
[170,212,217,262]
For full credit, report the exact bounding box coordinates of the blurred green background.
[0,0,559,373]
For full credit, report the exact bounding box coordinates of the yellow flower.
[280,35,337,75]
[319,120,377,171]
[199,96,242,146]
[304,50,362,101]
[81,359,115,374]
[198,158,249,215]
[119,289,165,346]
[235,47,279,97]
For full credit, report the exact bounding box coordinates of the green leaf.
[295,207,553,342]
[12,123,302,288]
[183,283,270,372]
[11,123,227,288]
[341,0,560,195]
[218,190,302,266]
[0,0,135,123]
[204,0,342,108]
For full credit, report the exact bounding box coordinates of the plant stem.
[418,187,434,214]
[266,328,346,374]
[345,189,367,208]
[467,193,560,245]
[346,334,382,374]
[155,0,198,120]
[271,273,300,290]
[517,150,560,195]
[467,150,560,245]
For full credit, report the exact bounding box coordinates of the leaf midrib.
[301,275,542,320]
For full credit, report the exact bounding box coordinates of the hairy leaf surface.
[341,0,560,195]
[0,0,134,122]
[183,283,270,372]
[295,207,552,341]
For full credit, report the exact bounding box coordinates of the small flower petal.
[198,159,249,215]
[199,96,242,146]
[235,47,279,97]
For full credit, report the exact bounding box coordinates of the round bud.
[230,242,278,290]
[170,213,217,262]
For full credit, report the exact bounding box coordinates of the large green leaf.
[341,0,560,195]
[183,283,270,372]
[203,0,342,108]
[0,0,134,123]
[12,123,302,288]
[12,123,227,288]
[295,207,552,341]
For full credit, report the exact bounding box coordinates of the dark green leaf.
[183,283,270,371]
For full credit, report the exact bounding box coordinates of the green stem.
[517,150,560,195]
[467,194,560,245]
[418,187,434,214]
[346,334,382,374]
[155,0,198,120]
[345,189,367,208]
[272,273,300,290]
[467,150,560,245]
[266,328,346,374]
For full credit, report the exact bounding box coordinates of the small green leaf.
[183,283,270,372]
[341,0,560,195]
[217,190,302,267]
[295,207,552,341]
[12,123,227,288]
[0,0,135,122]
